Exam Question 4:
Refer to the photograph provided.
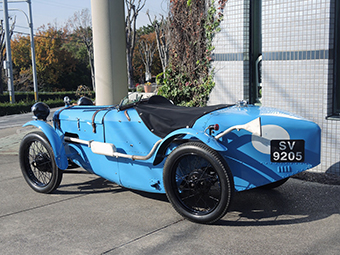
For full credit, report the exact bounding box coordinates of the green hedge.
[0,91,79,103]
[0,91,96,116]
[0,98,66,116]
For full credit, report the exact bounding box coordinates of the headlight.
[31,102,50,121]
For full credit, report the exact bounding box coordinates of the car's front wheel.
[19,131,62,193]
[163,142,234,224]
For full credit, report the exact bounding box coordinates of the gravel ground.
[294,172,340,185]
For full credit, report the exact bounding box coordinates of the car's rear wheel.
[163,142,234,224]
[19,131,62,193]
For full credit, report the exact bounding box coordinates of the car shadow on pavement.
[53,167,169,202]
[54,175,129,195]
[50,173,340,226]
[54,173,168,203]
[53,173,167,202]
[217,179,340,226]
[131,189,168,203]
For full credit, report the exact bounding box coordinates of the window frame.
[334,0,340,115]
[249,0,262,105]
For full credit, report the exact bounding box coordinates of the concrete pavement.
[1,110,340,254]
[0,107,61,155]
[1,152,340,255]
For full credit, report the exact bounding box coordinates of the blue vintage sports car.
[19,95,321,224]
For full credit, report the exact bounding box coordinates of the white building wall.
[261,0,339,174]
[210,0,340,174]
[208,0,250,105]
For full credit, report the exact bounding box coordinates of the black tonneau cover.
[134,96,231,138]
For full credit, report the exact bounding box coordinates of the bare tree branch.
[67,9,95,91]
[138,38,156,82]
[147,12,169,77]
[125,0,146,88]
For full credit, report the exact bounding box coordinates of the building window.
[249,0,262,105]
[334,0,340,115]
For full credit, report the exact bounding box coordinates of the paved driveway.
[1,110,340,254]
[0,108,60,155]
[1,153,340,255]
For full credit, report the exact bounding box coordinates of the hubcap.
[32,152,51,172]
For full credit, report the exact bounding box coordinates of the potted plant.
[144,82,152,93]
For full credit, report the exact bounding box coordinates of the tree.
[158,0,226,107]
[138,32,157,82]
[66,9,95,90]
[10,34,32,91]
[11,24,77,91]
[0,17,16,94]
[132,25,162,84]
[125,0,145,88]
[147,13,169,77]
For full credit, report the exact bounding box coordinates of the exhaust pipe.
[64,136,162,161]
[215,117,262,140]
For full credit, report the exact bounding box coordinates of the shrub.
[0,98,65,116]
[157,0,226,107]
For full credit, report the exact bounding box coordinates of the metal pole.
[91,0,128,105]
[3,0,15,103]
[27,0,38,101]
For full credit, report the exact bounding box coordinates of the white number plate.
[270,140,305,162]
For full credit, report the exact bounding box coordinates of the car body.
[19,95,321,224]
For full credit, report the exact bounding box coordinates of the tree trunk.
[147,14,169,78]
[125,0,145,89]
[0,69,3,94]
[87,49,95,91]
[126,47,135,88]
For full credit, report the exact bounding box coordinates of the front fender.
[153,128,227,165]
[23,120,68,170]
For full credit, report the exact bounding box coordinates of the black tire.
[163,142,234,224]
[19,131,62,193]
[261,178,289,189]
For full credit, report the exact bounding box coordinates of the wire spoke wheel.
[28,140,53,185]
[164,142,233,224]
[19,131,62,193]
[175,155,221,214]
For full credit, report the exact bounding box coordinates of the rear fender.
[23,120,68,170]
[153,128,227,165]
